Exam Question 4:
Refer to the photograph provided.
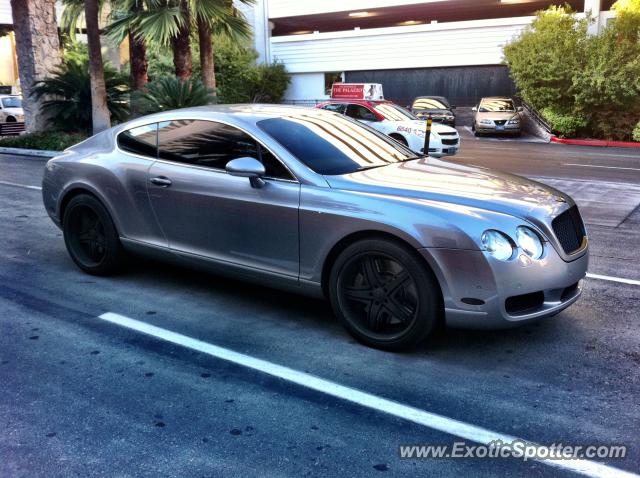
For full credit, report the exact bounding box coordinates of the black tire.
[62,194,124,275]
[389,134,408,147]
[328,238,442,351]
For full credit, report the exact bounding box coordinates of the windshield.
[479,99,514,112]
[372,103,418,121]
[1,97,22,108]
[257,114,419,175]
[412,98,448,110]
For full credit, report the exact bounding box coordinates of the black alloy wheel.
[329,239,441,350]
[63,194,124,275]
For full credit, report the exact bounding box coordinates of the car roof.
[117,103,345,132]
[480,96,513,101]
[319,99,392,107]
[0,94,20,98]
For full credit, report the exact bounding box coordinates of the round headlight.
[481,230,514,261]
[516,226,543,260]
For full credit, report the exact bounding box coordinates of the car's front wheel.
[328,238,442,350]
[63,194,125,275]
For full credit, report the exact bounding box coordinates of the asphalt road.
[1,137,639,478]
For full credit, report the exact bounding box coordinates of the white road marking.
[587,273,640,286]
[0,180,42,191]
[565,164,640,172]
[99,311,638,478]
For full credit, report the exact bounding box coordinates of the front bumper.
[476,123,521,135]
[419,244,589,329]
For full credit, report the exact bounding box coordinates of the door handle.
[150,176,172,187]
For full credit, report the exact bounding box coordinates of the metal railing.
[517,98,552,133]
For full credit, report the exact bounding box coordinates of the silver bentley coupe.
[42,105,589,350]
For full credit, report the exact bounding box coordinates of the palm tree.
[107,0,252,87]
[85,0,111,133]
[62,0,149,91]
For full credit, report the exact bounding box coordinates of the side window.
[157,119,294,180]
[345,104,379,122]
[321,103,346,114]
[117,123,157,158]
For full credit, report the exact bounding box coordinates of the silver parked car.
[42,105,588,350]
[472,97,522,136]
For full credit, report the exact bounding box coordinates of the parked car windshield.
[1,97,22,108]
[479,99,515,112]
[412,98,448,110]
[258,114,419,175]
[372,103,418,121]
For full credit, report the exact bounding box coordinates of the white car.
[0,95,25,123]
[317,99,460,157]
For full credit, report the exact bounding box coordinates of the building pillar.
[10,0,62,132]
[584,0,602,35]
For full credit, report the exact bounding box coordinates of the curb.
[550,136,640,149]
[0,147,61,158]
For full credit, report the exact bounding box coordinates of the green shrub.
[503,6,588,112]
[134,76,215,114]
[633,121,640,142]
[215,39,290,104]
[541,109,588,138]
[31,59,130,132]
[0,131,88,151]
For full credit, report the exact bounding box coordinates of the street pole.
[424,115,432,156]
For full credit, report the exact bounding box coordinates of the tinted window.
[345,104,379,122]
[117,123,158,158]
[257,114,417,176]
[321,103,346,114]
[157,119,293,180]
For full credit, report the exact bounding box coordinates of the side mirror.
[517,106,523,112]
[472,106,477,112]
[226,157,266,188]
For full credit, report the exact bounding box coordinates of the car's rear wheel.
[328,238,441,350]
[63,194,124,275]
[6,116,16,122]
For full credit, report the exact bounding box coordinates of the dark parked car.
[410,96,456,127]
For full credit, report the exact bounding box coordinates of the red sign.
[330,83,384,101]
[331,83,365,99]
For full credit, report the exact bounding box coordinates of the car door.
[146,119,300,278]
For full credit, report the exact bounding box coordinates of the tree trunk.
[171,0,192,80]
[198,18,216,92]
[129,32,148,89]
[129,0,148,89]
[85,0,111,133]
[9,0,62,132]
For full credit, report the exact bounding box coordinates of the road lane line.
[0,180,42,191]
[587,273,640,286]
[564,164,640,172]
[98,311,638,478]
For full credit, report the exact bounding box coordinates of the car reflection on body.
[42,105,588,350]
[472,97,523,136]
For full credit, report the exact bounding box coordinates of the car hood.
[2,107,23,116]
[324,158,571,220]
[476,111,518,121]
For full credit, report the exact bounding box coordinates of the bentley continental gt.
[42,105,588,350]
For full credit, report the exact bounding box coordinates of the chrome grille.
[552,206,586,254]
